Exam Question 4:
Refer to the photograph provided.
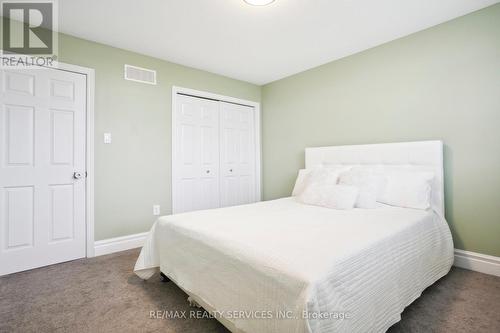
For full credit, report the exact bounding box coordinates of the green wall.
[261,4,500,256]
[57,35,261,240]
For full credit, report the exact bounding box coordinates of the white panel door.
[0,68,87,275]
[173,95,220,213]
[220,102,256,207]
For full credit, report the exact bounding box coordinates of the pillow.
[299,183,359,210]
[291,166,351,196]
[378,170,434,210]
[306,166,346,185]
[292,169,311,196]
[338,167,385,208]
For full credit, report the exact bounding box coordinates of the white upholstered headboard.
[305,141,445,216]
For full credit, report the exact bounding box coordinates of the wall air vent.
[124,64,157,85]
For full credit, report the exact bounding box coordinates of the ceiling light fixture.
[244,0,275,6]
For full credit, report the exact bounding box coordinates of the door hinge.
[85,171,88,178]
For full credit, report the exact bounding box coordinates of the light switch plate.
[104,133,112,144]
[153,205,161,216]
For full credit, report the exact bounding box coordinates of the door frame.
[54,61,96,258]
[171,86,261,214]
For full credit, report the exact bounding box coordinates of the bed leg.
[160,272,170,282]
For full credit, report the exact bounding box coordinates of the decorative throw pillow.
[338,167,385,208]
[299,183,359,210]
[291,166,351,196]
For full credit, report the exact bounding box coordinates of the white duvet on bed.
[135,197,453,333]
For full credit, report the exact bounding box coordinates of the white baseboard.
[454,249,500,277]
[94,232,148,257]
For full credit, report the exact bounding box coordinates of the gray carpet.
[0,249,499,333]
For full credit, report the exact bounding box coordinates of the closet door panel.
[199,107,220,210]
[173,95,220,213]
[220,102,256,207]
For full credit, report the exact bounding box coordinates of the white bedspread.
[135,198,453,333]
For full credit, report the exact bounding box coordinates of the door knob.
[73,172,83,179]
[229,169,233,172]
[206,170,210,174]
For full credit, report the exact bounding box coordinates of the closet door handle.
[229,169,233,173]
[206,170,210,174]
[73,172,84,179]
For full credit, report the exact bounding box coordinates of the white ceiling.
[59,0,499,85]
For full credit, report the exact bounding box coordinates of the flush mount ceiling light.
[244,0,275,6]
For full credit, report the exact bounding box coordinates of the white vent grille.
[124,64,157,85]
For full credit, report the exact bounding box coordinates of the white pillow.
[378,171,434,210]
[292,169,311,196]
[291,166,350,196]
[338,167,385,208]
[307,166,345,185]
[299,183,359,210]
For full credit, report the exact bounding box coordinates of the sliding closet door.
[173,95,220,213]
[219,102,256,207]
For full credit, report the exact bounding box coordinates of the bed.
[135,141,454,333]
